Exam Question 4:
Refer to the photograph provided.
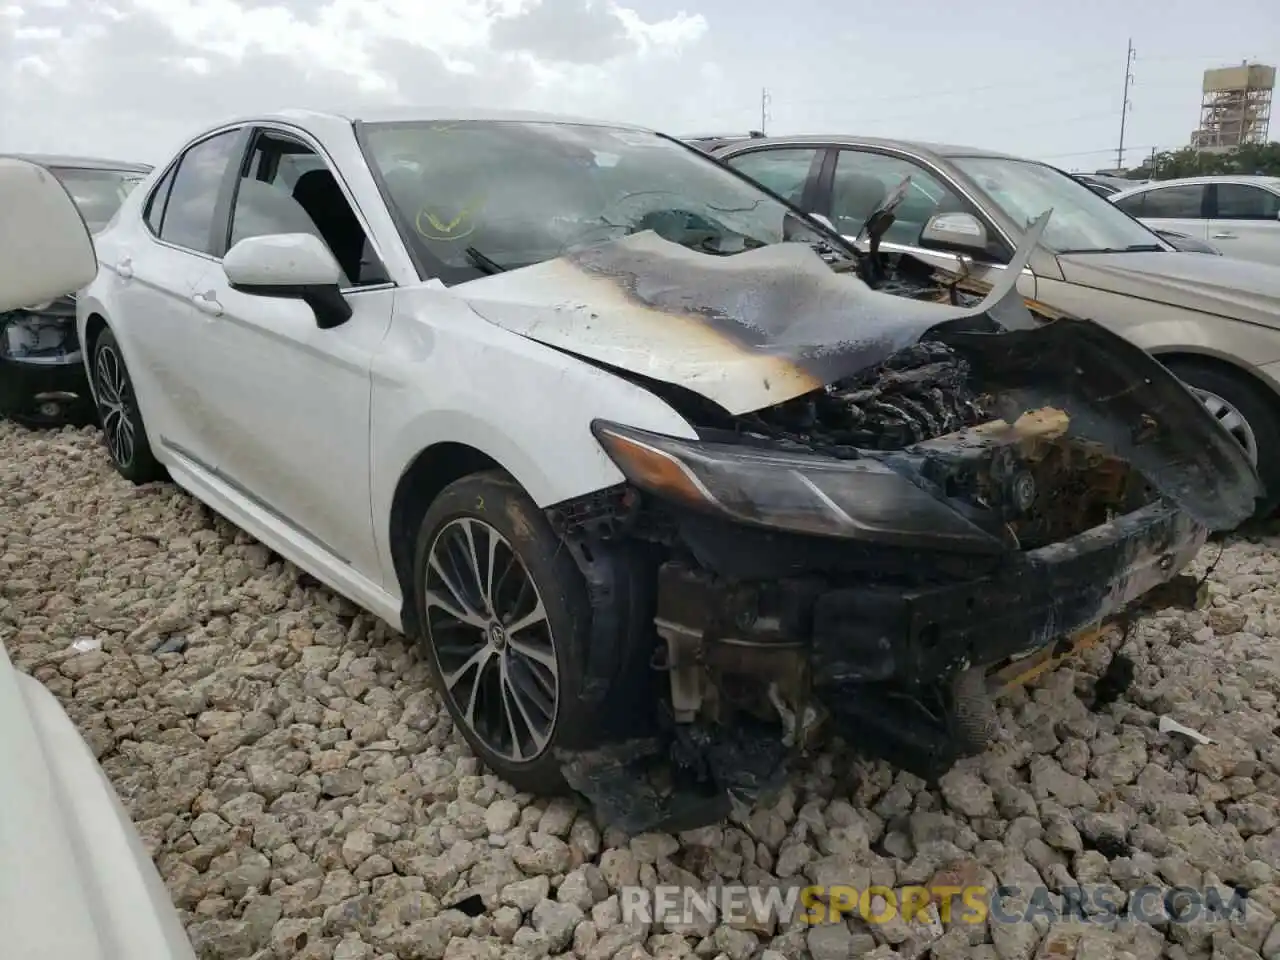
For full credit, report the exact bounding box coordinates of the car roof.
[709,134,1025,163]
[203,107,653,142]
[0,153,153,173]
[1113,174,1280,194]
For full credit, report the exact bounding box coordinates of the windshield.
[358,120,834,283]
[952,157,1165,254]
[48,167,145,233]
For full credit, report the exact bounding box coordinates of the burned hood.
[1057,249,1280,329]
[456,223,1044,416]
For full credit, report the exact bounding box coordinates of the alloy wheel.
[94,343,136,468]
[424,517,559,762]
[1191,386,1259,467]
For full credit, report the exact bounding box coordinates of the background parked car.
[0,154,152,427]
[0,154,196,960]
[1073,173,1136,197]
[1109,175,1280,266]
[709,134,1280,516]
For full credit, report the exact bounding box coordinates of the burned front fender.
[929,315,1263,531]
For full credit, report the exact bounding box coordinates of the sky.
[1,0,1277,173]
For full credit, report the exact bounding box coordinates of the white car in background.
[1110,175,1280,266]
[0,156,196,960]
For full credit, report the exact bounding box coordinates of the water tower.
[1190,62,1274,152]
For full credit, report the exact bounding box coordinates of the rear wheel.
[411,471,596,794]
[1163,357,1280,519]
[90,328,165,484]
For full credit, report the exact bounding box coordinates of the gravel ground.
[5,421,1280,960]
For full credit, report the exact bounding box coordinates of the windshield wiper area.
[465,246,506,275]
[1057,243,1164,254]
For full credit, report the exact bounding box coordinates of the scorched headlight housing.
[590,420,1008,553]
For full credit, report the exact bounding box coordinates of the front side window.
[953,156,1165,254]
[1216,183,1280,220]
[724,148,819,206]
[1140,185,1204,219]
[831,151,968,245]
[48,167,146,233]
[158,130,242,254]
[358,120,833,284]
[226,133,387,287]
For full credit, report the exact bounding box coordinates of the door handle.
[191,291,223,317]
[1212,232,1237,239]
[116,258,133,279]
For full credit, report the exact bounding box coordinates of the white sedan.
[76,107,1260,832]
[1110,175,1280,266]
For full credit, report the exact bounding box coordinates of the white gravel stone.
[8,421,1280,959]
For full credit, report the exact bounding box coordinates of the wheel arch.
[1150,347,1280,407]
[81,311,110,401]
[387,441,507,635]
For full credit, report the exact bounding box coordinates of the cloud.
[0,0,717,163]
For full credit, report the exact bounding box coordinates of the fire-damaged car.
[75,111,1262,835]
[463,210,1261,832]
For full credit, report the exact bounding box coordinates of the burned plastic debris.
[556,717,790,835]
[741,340,988,455]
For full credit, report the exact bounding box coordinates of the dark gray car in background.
[0,154,152,426]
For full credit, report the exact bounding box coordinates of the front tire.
[90,328,165,484]
[411,471,596,794]
[1164,357,1280,519]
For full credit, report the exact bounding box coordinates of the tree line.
[1124,142,1280,180]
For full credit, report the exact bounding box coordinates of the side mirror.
[0,157,98,312]
[808,212,837,232]
[920,212,989,255]
[222,233,352,330]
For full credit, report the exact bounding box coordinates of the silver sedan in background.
[707,134,1280,518]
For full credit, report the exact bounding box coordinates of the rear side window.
[144,164,178,234]
[1216,183,1280,220]
[157,130,242,254]
[1136,185,1203,219]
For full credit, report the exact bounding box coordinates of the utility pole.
[760,88,771,135]
[1117,38,1136,170]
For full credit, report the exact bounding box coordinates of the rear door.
[108,127,248,471]
[1113,183,1208,242]
[1206,182,1280,265]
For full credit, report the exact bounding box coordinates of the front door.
[822,148,1034,298]
[190,126,395,582]
[1113,182,1209,244]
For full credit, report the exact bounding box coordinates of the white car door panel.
[1209,183,1280,265]
[110,243,220,466]
[191,273,394,581]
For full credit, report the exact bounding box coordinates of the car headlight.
[590,420,1007,553]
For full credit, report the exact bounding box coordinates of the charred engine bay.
[727,338,1155,550]
[547,335,1175,836]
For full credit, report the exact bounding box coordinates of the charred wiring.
[738,341,988,456]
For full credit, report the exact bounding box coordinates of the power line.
[1035,145,1160,161]
[770,51,1278,110]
